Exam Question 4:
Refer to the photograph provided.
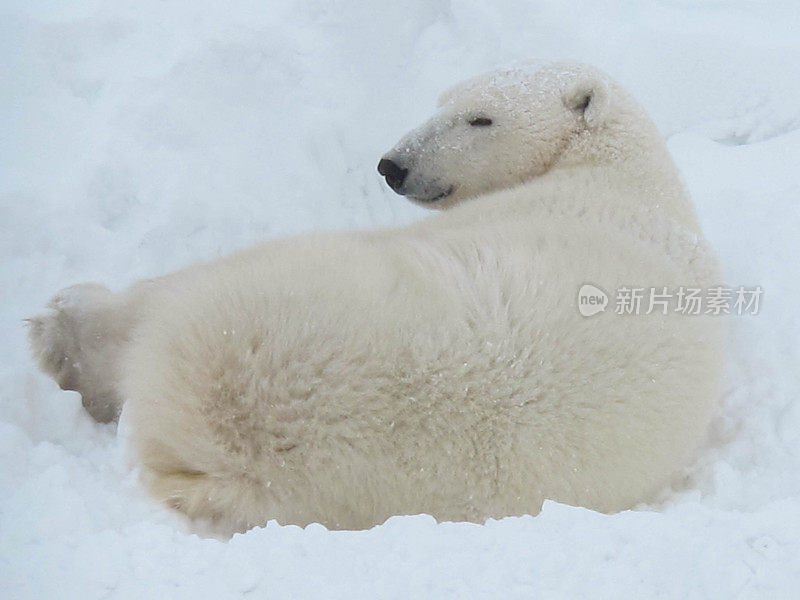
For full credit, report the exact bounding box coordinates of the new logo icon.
[577,284,608,317]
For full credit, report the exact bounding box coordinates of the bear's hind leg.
[27,283,137,422]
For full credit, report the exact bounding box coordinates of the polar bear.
[28,62,722,534]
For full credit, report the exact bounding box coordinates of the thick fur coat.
[29,62,722,533]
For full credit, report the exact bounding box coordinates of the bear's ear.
[563,78,609,128]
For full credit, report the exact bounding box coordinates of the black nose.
[378,158,408,191]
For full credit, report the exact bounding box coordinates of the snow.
[2,0,800,597]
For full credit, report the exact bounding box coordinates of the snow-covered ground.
[3,1,800,597]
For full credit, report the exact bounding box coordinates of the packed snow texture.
[2,1,800,598]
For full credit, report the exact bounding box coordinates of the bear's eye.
[468,116,493,127]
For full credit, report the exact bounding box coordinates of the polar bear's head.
[379,62,660,208]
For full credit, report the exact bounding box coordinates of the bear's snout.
[378,158,408,192]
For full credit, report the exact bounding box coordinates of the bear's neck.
[547,125,699,232]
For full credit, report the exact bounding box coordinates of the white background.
[2,1,800,597]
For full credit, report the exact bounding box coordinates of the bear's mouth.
[415,186,454,204]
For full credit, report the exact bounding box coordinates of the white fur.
[29,62,722,534]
